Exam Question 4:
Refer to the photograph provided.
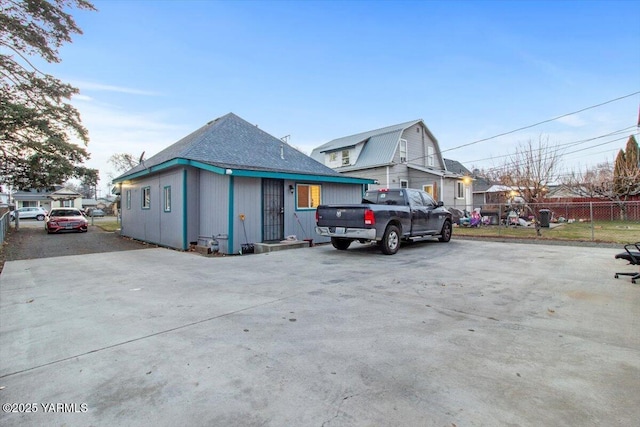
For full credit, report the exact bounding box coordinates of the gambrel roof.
[114,113,372,184]
[310,119,443,170]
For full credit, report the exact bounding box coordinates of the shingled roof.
[115,113,348,181]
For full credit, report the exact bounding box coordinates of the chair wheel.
[633,279,637,284]
[615,274,619,279]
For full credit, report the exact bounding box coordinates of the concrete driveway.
[0,239,638,426]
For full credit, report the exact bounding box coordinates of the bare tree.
[499,135,562,236]
[108,153,139,173]
[564,135,640,219]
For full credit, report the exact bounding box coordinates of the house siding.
[233,176,262,252]
[120,168,185,249]
[407,168,441,197]
[397,125,442,169]
[198,171,231,252]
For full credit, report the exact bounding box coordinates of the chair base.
[614,272,640,284]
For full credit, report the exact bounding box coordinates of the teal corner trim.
[182,169,188,250]
[228,176,234,254]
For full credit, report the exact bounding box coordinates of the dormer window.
[341,149,350,166]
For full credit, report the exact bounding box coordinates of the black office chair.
[614,243,640,284]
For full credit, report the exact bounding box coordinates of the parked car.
[10,207,47,221]
[45,208,88,233]
[89,208,105,217]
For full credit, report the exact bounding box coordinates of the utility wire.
[405,90,640,164]
[462,126,637,166]
[473,134,637,177]
[440,90,640,154]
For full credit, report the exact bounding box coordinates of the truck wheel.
[438,220,452,242]
[331,238,352,250]
[381,225,400,255]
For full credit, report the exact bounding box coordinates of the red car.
[45,208,88,233]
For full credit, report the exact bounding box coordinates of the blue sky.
[42,0,640,195]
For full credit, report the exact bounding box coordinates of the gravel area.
[0,221,153,273]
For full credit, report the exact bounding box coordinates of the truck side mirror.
[437,201,444,207]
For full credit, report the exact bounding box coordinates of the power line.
[405,90,640,164]
[473,133,638,177]
[440,90,640,154]
[461,126,637,166]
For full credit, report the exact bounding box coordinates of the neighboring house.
[310,119,473,211]
[471,176,495,207]
[82,197,116,213]
[112,113,374,254]
[12,187,81,212]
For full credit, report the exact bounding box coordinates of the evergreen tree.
[0,0,96,190]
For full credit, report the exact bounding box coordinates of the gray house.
[112,113,373,254]
[310,119,473,211]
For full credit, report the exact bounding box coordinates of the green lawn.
[95,220,121,232]
[453,220,640,244]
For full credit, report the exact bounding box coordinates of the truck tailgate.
[316,205,369,228]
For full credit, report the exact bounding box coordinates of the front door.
[262,179,284,242]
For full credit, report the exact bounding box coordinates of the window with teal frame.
[142,186,150,209]
[163,186,171,212]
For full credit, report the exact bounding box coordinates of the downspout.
[386,166,390,188]
[440,176,444,202]
[227,175,235,254]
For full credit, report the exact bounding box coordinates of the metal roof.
[311,119,421,160]
[310,119,446,170]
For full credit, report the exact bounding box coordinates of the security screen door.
[262,179,284,242]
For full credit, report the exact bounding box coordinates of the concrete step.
[254,240,312,254]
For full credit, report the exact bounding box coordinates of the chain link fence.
[456,201,640,243]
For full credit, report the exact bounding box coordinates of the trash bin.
[539,209,551,227]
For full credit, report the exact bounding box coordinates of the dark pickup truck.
[315,188,453,255]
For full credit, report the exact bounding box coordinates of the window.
[62,200,75,207]
[296,184,321,209]
[400,179,408,188]
[408,190,424,207]
[427,146,434,166]
[341,150,350,166]
[126,190,131,210]
[421,191,437,206]
[163,186,171,212]
[423,185,434,197]
[456,181,465,199]
[142,186,151,209]
[399,139,407,163]
[23,201,37,207]
[329,152,337,162]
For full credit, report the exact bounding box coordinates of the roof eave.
[112,158,374,185]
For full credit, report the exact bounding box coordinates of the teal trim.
[228,175,234,254]
[182,169,188,250]
[111,157,374,185]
